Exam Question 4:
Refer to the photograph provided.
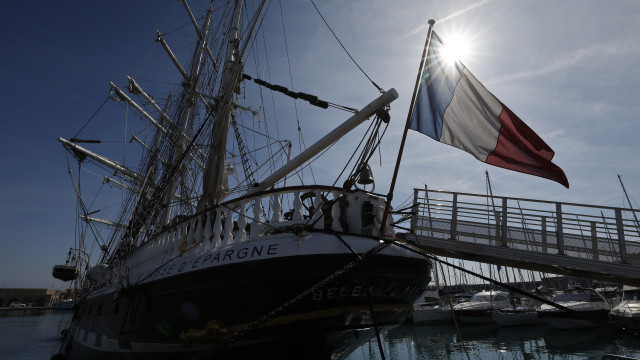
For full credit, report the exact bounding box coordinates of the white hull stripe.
[88,233,421,299]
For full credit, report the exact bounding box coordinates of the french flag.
[409,31,569,188]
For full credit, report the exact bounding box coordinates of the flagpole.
[380,19,436,236]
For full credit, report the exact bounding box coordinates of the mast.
[199,0,255,209]
[158,1,216,224]
[105,0,218,245]
[618,174,640,231]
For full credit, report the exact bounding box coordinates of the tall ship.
[52,1,432,359]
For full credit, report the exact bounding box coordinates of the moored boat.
[610,286,640,329]
[537,286,611,330]
[491,306,542,327]
[412,289,452,325]
[52,2,431,359]
[453,290,511,324]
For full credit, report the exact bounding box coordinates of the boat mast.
[618,174,640,231]
[199,0,246,210]
[157,2,215,223]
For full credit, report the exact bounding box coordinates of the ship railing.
[128,186,394,276]
[410,188,640,265]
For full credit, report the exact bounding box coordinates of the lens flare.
[440,35,470,64]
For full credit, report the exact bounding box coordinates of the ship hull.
[538,309,611,330]
[59,234,431,359]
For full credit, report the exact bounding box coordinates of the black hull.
[60,251,431,359]
[538,309,611,329]
[612,315,640,331]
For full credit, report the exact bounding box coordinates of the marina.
[48,1,640,358]
[2,0,640,359]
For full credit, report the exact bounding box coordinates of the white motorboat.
[412,290,452,325]
[538,286,611,330]
[610,286,640,329]
[454,290,512,324]
[491,305,542,327]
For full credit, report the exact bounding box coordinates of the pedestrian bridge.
[403,188,640,287]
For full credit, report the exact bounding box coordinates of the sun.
[440,35,470,64]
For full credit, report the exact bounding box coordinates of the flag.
[409,31,569,188]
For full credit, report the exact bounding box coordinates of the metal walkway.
[404,188,640,286]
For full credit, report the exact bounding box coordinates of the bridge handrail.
[411,188,640,265]
[414,188,640,214]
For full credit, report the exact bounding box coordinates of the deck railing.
[126,186,393,280]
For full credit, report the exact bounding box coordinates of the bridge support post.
[542,217,547,253]
[615,208,629,263]
[501,197,508,247]
[590,221,599,261]
[411,189,419,233]
[450,193,458,240]
[494,211,501,245]
[556,203,565,255]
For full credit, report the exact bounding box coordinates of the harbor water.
[3,309,640,359]
[0,309,72,360]
[346,322,640,360]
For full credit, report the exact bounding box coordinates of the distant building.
[0,288,68,307]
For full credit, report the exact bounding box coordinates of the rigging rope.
[277,0,316,186]
[309,0,384,93]
[257,22,283,183]
[64,154,109,255]
[437,260,472,360]
[73,96,110,139]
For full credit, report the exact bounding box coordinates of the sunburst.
[440,34,470,64]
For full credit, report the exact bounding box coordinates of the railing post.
[331,191,343,232]
[426,185,434,237]
[590,221,599,261]
[450,193,458,240]
[292,192,303,220]
[270,194,282,223]
[494,211,501,245]
[236,201,248,243]
[251,198,263,239]
[556,203,565,255]
[615,208,629,263]
[411,189,419,233]
[500,197,508,247]
[312,190,324,230]
[541,216,547,253]
[186,219,195,246]
[203,211,212,250]
[212,208,222,248]
[222,208,234,245]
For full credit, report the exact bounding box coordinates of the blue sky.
[1,0,639,289]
